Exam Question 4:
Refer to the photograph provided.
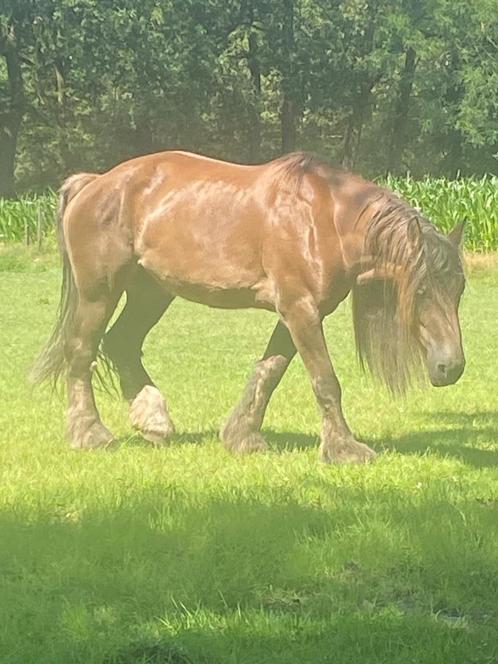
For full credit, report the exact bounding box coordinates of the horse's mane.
[270,152,463,394]
[352,194,462,394]
[270,151,351,193]
[272,151,324,176]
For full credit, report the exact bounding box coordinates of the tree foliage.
[1,0,497,194]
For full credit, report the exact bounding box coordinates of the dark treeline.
[1,0,497,195]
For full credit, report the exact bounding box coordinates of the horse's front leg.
[281,300,376,464]
[221,321,296,453]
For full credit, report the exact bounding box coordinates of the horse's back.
[61,150,350,311]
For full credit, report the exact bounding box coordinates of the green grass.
[0,249,497,664]
[1,173,497,249]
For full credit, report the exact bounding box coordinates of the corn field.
[383,175,498,252]
[0,192,57,247]
[0,176,497,250]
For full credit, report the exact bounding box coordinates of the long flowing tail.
[30,173,98,385]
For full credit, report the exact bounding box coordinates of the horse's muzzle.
[429,357,465,386]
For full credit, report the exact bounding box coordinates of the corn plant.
[382,175,498,251]
[0,193,57,244]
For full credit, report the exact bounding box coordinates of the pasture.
[0,245,497,664]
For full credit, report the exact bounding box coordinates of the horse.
[31,151,466,463]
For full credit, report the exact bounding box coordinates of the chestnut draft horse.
[32,151,466,463]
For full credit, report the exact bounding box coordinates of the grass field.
[0,247,497,664]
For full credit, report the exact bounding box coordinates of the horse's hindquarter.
[135,154,273,309]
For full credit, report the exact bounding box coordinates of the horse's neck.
[335,189,388,271]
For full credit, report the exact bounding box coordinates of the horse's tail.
[30,173,99,386]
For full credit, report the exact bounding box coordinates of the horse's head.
[413,222,466,386]
[353,198,467,394]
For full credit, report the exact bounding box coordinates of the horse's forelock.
[352,196,456,394]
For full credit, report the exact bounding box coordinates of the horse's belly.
[166,281,275,310]
[138,251,275,310]
[136,188,274,308]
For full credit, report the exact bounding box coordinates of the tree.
[1,0,496,195]
[0,16,25,196]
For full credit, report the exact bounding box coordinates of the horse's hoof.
[130,385,175,445]
[139,423,176,446]
[221,429,269,455]
[319,438,376,464]
[69,421,114,450]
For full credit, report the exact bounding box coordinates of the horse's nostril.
[437,363,447,376]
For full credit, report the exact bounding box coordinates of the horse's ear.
[448,220,466,247]
[407,217,422,248]
[356,262,402,285]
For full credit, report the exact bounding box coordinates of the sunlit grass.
[0,250,497,663]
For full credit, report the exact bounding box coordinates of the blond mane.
[352,195,463,394]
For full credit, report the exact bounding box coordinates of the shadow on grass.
[264,409,498,467]
[265,409,498,467]
[107,642,191,664]
[2,487,498,664]
[114,409,498,468]
[1,484,497,664]
[114,429,319,452]
[265,430,319,451]
[116,431,219,448]
[383,410,498,468]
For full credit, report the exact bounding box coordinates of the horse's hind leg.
[221,320,296,453]
[66,288,124,449]
[103,268,175,444]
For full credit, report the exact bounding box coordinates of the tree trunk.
[54,57,72,174]
[280,0,300,154]
[341,81,374,170]
[246,2,262,162]
[281,95,298,154]
[341,116,355,170]
[387,47,417,173]
[0,23,25,197]
[441,51,464,177]
[341,2,377,170]
[133,107,154,155]
[0,127,19,198]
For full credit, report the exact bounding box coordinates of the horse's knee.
[64,338,94,376]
